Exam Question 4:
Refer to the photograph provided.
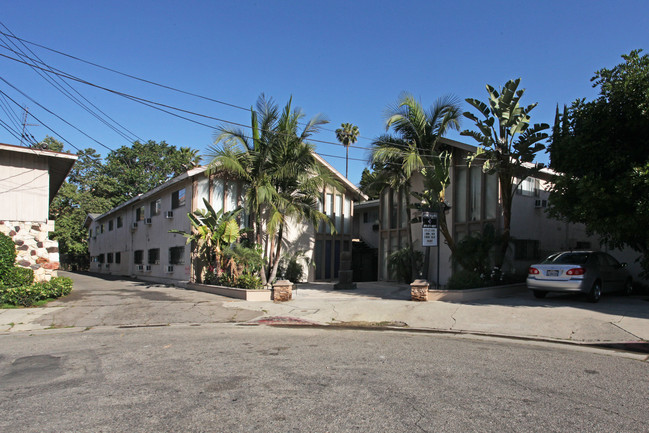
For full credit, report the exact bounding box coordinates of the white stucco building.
[85,153,365,284]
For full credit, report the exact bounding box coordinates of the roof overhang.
[311,152,367,201]
[0,142,78,203]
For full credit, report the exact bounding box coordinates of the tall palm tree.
[207,94,334,285]
[335,123,359,178]
[370,93,461,279]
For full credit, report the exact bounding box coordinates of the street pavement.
[1,271,648,347]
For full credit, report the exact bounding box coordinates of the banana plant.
[170,198,241,279]
[461,78,549,267]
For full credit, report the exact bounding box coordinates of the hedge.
[0,276,73,307]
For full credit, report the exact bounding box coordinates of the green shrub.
[0,276,73,307]
[388,247,423,283]
[446,270,484,290]
[0,232,17,279]
[236,274,263,290]
[0,267,34,288]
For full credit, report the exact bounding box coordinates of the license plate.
[546,270,559,277]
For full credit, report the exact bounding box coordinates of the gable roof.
[0,142,78,203]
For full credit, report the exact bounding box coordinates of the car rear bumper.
[526,277,588,293]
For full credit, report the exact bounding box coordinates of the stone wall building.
[0,143,77,281]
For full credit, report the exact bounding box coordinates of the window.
[363,212,368,224]
[172,188,186,209]
[514,239,540,260]
[150,199,161,217]
[196,177,209,211]
[100,224,104,234]
[148,248,160,265]
[169,246,185,265]
[469,166,482,221]
[135,206,146,221]
[134,250,144,265]
[115,252,121,264]
[517,177,539,197]
[98,253,105,263]
[116,216,123,228]
[108,220,114,231]
[107,253,113,263]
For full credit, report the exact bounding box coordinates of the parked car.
[527,251,632,302]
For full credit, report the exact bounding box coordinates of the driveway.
[0,271,261,332]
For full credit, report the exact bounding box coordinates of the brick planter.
[273,280,293,302]
[410,279,429,302]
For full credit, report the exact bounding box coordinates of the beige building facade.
[0,143,78,281]
[86,154,364,284]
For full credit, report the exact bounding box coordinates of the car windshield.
[542,252,590,265]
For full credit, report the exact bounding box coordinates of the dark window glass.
[148,248,160,265]
[98,253,105,263]
[107,253,113,263]
[172,188,186,209]
[108,220,114,231]
[115,252,121,264]
[134,250,143,265]
[150,199,161,216]
[543,252,590,265]
[116,216,123,228]
[169,246,185,265]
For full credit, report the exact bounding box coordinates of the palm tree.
[335,123,359,178]
[370,93,462,279]
[207,94,335,285]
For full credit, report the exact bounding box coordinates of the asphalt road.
[1,325,647,432]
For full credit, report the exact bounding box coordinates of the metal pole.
[436,228,440,290]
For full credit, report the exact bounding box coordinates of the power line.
[0,38,453,168]
[0,89,80,151]
[0,28,385,145]
[0,24,142,144]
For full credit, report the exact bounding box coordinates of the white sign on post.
[422,212,438,247]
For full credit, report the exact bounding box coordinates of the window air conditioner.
[131,222,138,229]
[165,211,174,219]
[166,265,174,273]
[145,218,152,225]
[145,265,152,272]
[136,265,144,271]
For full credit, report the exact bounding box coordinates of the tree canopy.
[549,50,649,275]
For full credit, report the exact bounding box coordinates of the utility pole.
[20,106,38,147]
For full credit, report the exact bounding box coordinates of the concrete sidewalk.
[225,282,649,344]
[1,272,648,346]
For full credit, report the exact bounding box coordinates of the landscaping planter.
[427,283,526,302]
[186,283,271,301]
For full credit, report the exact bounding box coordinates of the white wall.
[0,150,49,222]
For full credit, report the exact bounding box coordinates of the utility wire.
[0,88,80,151]
[0,92,22,131]
[0,25,142,144]
[0,28,394,146]
[0,38,453,169]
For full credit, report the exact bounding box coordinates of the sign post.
[421,212,439,286]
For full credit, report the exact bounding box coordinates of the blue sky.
[2,1,648,185]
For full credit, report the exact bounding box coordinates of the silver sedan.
[526,251,632,302]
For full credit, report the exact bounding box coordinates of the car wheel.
[587,281,602,303]
[533,290,547,299]
[623,278,633,296]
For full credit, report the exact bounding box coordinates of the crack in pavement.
[449,305,461,330]
[610,321,645,341]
